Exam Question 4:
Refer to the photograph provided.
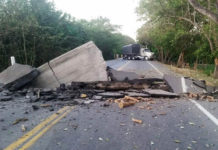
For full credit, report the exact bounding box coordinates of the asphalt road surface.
[1,59,218,150]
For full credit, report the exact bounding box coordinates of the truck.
[122,44,154,60]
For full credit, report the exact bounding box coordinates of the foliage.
[0,0,134,71]
[136,0,218,65]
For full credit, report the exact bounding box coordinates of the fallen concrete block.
[32,41,108,88]
[0,63,39,91]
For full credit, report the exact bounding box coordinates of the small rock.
[103,103,110,107]
[49,108,54,111]
[92,95,103,100]
[98,137,103,141]
[80,94,87,98]
[84,100,95,104]
[32,105,39,110]
[21,124,26,132]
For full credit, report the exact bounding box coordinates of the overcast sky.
[53,0,143,40]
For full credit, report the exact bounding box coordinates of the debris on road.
[115,96,139,109]
[174,140,181,143]
[21,124,26,132]
[132,118,143,124]
[12,118,28,125]
[144,89,179,98]
[0,63,39,91]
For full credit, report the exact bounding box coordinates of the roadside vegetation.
[136,0,218,79]
[0,0,135,71]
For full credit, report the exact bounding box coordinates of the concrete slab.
[32,41,108,88]
[164,74,206,94]
[144,89,179,97]
[163,74,184,94]
[97,92,124,98]
[0,63,39,90]
[107,67,140,81]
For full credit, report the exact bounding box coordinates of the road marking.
[146,61,164,76]
[181,77,187,93]
[190,99,218,126]
[19,107,74,150]
[4,106,70,150]
[117,61,131,71]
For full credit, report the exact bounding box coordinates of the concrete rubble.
[0,63,39,91]
[0,42,217,106]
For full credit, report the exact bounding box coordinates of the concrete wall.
[32,41,108,88]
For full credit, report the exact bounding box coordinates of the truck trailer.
[122,44,154,60]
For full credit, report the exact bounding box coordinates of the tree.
[188,0,218,24]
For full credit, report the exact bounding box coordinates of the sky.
[53,0,143,40]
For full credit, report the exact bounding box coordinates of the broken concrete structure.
[32,41,108,88]
[0,63,39,91]
[164,74,207,94]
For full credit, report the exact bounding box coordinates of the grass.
[165,64,218,86]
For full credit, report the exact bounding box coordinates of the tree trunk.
[188,0,218,24]
[214,58,218,79]
[177,51,184,68]
[22,27,27,64]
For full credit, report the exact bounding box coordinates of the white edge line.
[146,61,164,76]
[190,99,218,126]
[181,77,187,93]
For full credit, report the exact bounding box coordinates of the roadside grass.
[166,64,218,86]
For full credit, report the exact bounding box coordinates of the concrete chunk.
[32,41,108,88]
[0,63,39,91]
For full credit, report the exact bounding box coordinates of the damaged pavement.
[1,41,218,150]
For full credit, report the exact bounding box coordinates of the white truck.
[122,44,154,60]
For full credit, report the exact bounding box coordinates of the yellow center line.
[4,106,70,150]
[19,107,74,150]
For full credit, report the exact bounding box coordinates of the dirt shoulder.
[165,64,218,86]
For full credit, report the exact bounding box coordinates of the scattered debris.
[158,112,167,115]
[40,104,52,107]
[21,124,26,132]
[132,118,143,124]
[188,122,195,126]
[174,140,181,143]
[32,105,40,111]
[115,96,139,109]
[12,118,28,125]
[80,94,87,98]
[83,100,95,104]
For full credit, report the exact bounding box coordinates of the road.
[1,59,218,150]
